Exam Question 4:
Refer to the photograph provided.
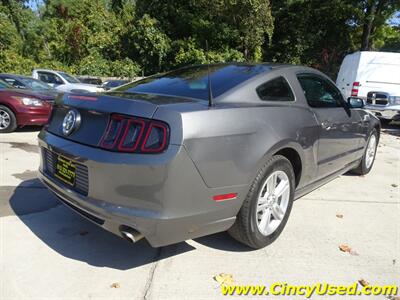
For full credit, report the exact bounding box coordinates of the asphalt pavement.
[1,125,399,300]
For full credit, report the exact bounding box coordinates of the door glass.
[38,72,63,84]
[3,78,25,89]
[297,74,344,108]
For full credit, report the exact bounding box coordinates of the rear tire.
[0,105,17,133]
[228,155,295,249]
[351,129,378,175]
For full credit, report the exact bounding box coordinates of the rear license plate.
[54,155,76,186]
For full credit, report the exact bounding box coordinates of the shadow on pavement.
[194,232,253,252]
[15,125,43,132]
[381,121,400,137]
[9,178,196,270]
[9,178,250,270]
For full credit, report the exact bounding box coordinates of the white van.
[336,51,400,122]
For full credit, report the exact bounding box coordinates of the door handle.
[321,121,332,130]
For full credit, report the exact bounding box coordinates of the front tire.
[0,105,17,133]
[351,129,378,175]
[228,155,295,249]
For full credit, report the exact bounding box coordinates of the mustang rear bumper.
[38,131,247,247]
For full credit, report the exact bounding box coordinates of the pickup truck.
[364,91,400,123]
[32,69,104,93]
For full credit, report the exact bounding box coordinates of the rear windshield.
[114,64,271,100]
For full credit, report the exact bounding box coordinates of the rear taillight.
[99,114,169,153]
[351,81,360,96]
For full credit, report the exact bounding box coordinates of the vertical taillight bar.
[351,82,360,97]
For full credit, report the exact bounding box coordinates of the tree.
[359,0,400,50]
[0,0,398,77]
[135,0,273,62]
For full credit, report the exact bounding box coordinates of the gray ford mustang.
[38,63,380,249]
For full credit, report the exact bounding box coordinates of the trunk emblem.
[62,109,81,136]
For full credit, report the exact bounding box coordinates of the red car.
[0,85,55,133]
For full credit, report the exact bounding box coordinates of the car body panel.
[38,63,380,247]
[0,89,53,126]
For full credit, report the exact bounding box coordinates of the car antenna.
[205,40,213,107]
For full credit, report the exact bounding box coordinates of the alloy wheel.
[256,170,290,236]
[365,134,376,169]
[0,109,11,130]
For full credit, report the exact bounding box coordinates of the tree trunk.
[361,1,377,51]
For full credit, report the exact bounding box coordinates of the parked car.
[0,89,54,133]
[38,63,380,249]
[32,69,104,93]
[336,51,400,123]
[0,73,60,98]
[77,76,103,85]
[102,79,129,90]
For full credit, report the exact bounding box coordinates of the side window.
[256,76,295,102]
[297,74,344,108]
[3,78,25,89]
[38,72,63,84]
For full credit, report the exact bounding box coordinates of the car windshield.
[114,64,271,100]
[59,72,80,83]
[19,77,54,90]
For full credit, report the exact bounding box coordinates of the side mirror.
[347,97,364,109]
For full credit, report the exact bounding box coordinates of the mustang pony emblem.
[62,109,81,136]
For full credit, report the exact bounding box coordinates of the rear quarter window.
[256,76,295,102]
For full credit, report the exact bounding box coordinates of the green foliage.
[125,14,171,74]
[0,50,36,75]
[0,0,398,78]
[75,53,140,77]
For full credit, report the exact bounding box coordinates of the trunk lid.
[46,92,201,147]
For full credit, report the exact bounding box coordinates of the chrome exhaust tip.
[120,227,144,243]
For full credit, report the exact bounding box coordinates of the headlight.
[389,96,400,105]
[12,96,43,106]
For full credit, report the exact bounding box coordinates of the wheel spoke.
[257,203,268,212]
[258,209,271,231]
[271,203,284,220]
[274,179,289,198]
[258,196,268,205]
[267,173,277,194]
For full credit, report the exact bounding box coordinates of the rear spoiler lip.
[58,93,158,119]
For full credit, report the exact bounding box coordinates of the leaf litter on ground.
[339,244,359,256]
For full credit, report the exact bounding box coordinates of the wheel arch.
[0,102,17,115]
[374,122,381,141]
[274,147,302,188]
[253,140,306,189]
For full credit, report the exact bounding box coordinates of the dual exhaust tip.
[120,226,144,243]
